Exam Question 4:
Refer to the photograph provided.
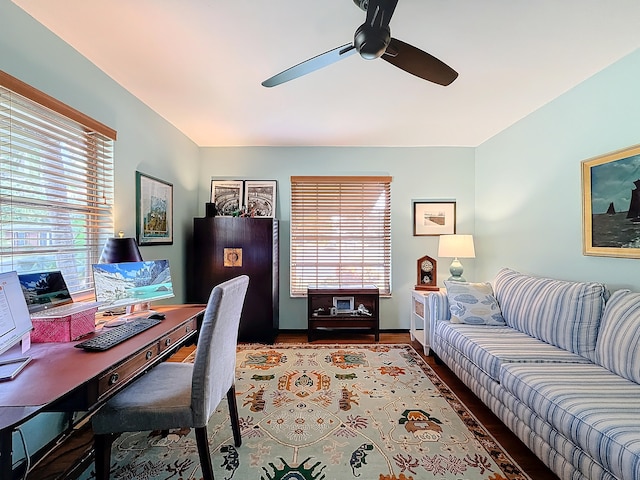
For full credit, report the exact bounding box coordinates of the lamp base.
[447,275,467,282]
[447,258,466,283]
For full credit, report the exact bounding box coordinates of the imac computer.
[92,260,174,325]
[0,271,33,380]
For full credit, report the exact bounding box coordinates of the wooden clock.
[415,255,438,291]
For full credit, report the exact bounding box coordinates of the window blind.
[290,176,392,297]
[0,71,115,294]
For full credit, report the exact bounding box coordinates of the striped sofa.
[428,268,640,480]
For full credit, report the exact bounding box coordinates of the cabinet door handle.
[109,373,119,385]
[145,350,153,360]
[165,338,172,347]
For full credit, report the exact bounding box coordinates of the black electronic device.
[147,313,165,320]
[75,318,161,351]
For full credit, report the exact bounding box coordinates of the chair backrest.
[190,275,249,426]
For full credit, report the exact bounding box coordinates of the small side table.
[410,290,434,355]
[307,286,379,342]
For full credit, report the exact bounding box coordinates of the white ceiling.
[12,0,640,147]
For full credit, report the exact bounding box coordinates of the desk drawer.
[159,318,197,353]
[98,343,160,399]
[97,318,197,400]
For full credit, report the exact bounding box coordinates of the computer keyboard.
[75,318,162,351]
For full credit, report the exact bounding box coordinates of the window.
[0,71,115,294]
[290,176,392,297]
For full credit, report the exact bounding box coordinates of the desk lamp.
[98,232,144,321]
[438,234,475,282]
[99,231,143,263]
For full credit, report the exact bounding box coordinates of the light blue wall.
[1,0,200,466]
[0,0,201,303]
[198,146,475,330]
[475,48,640,291]
[5,0,640,467]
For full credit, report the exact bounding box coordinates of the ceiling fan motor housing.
[353,0,369,11]
[354,23,391,59]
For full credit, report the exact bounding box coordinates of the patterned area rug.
[81,344,530,480]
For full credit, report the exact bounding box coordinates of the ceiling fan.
[262,0,458,88]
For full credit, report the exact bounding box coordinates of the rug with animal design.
[81,344,530,480]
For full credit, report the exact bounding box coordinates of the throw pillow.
[445,281,506,325]
[494,267,607,359]
[595,289,640,384]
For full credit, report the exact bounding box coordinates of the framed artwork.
[333,296,354,313]
[211,180,243,216]
[136,172,173,246]
[582,144,640,258]
[244,180,277,218]
[223,248,243,267]
[413,201,456,236]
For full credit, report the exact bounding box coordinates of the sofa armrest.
[428,290,450,348]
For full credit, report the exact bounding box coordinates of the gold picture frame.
[582,144,640,258]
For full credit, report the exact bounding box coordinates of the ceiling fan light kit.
[262,0,457,88]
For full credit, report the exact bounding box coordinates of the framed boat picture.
[582,144,640,258]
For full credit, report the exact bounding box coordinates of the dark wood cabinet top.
[307,286,379,295]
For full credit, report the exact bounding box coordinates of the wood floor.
[27,331,559,480]
[275,331,559,480]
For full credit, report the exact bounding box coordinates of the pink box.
[31,308,98,343]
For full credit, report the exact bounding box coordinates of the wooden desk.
[0,305,204,479]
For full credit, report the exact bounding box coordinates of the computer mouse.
[147,313,166,320]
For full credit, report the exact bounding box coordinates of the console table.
[0,305,204,479]
[307,286,379,341]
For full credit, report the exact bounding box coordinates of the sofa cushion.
[493,268,606,359]
[434,321,591,382]
[444,281,505,325]
[500,362,640,480]
[595,289,640,383]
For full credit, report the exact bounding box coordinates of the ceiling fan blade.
[262,44,357,87]
[382,38,458,86]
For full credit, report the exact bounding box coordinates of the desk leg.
[0,428,12,480]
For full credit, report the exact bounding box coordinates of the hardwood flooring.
[27,331,559,479]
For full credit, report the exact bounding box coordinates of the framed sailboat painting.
[582,144,640,258]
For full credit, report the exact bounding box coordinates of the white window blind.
[290,176,392,297]
[0,71,115,294]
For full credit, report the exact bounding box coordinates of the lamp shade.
[99,237,143,263]
[438,234,475,259]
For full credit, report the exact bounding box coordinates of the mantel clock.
[416,255,438,291]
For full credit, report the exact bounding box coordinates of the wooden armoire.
[188,217,279,343]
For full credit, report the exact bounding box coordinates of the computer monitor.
[0,271,33,380]
[0,271,33,355]
[17,271,74,313]
[92,260,174,314]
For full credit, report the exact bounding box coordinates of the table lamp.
[99,231,143,263]
[438,234,475,282]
